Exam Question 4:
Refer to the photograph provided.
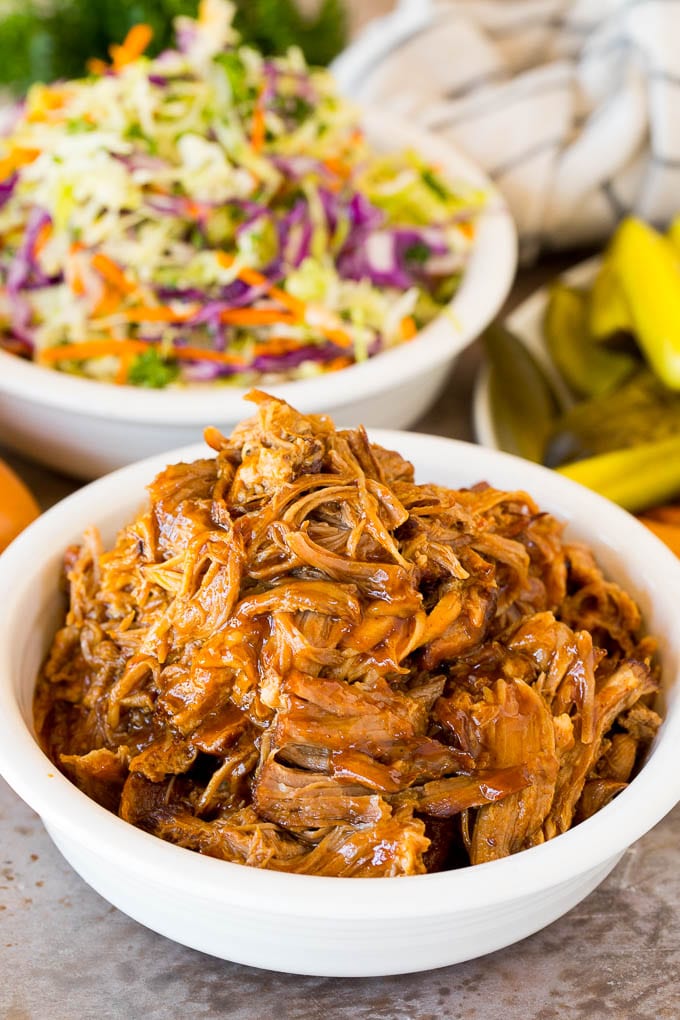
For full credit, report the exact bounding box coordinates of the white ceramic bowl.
[1,431,680,977]
[0,108,516,480]
[474,257,599,451]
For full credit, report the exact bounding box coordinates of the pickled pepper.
[607,218,680,390]
[557,433,680,512]
[589,256,634,340]
[484,323,558,463]
[544,283,636,398]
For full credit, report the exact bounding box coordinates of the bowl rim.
[0,106,517,424]
[1,429,680,920]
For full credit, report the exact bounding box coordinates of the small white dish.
[0,108,516,480]
[1,429,679,976]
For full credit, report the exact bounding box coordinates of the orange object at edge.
[0,459,40,552]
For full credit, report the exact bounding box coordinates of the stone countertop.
[2,775,678,1020]
[2,228,680,1020]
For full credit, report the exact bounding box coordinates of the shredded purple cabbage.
[175,23,197,55]
[338,225,452,289]
[319,188,340,235]
[235,202,272,237]
[0,173,17,210]
[181,360,240,382]
[271,155,321,180]
[262,61,317,104]
[348,192,384,233]
[0,101,24,139]
[220,278,268,307]
[8,296,34,348]
[252,343,345,373]
[23,274,64,290]
[278,200,312,267]
[7,208,51,292]
[118,152,169,175]
[338,231,412,290]
[186,301,232,326]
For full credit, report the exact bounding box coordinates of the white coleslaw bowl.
[1,432,680,976]
[0,108,516,480]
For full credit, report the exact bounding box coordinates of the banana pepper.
[557,433,680,512]
[544,283,636,398]
[588,256,633,340]
[484,323,558,463]
[607,217,680,390]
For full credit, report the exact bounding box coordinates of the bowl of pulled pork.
[1,392,679,976]
[0,1,515,480]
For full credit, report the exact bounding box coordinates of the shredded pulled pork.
[34,392,661,877]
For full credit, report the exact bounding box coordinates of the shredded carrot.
[92,253,136,295]
[217,252,306,318]
[400,316,417,341]
[251,85,266,153]
[183,199,212,219]
[123,306,199,324]
[110,24,154,72]
[459,220,475,240]
[26,87,69,123]
[34,222,53,257]
[251,337,304,356]
[93,285,123,318]
[40,339,247,369]
[38,337,353,375]
[220,308,299,327]
[124,303,296,328]
[1,338,31,357]
[0,147,41,181]
[115,351,135,385]
[66,243,86,297]
[326,356,353,372]
[43,87,68,110]
[322,157,351,180]
[40,340,148,363]
[318,326,353,350]
[240,270,306,319]
[216,252,355,348]
[87,58,109,77]
[171,346,244,365]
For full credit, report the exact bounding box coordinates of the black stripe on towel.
[489,136,562,178]
[647,69,680,87]
[650,153,680,170]
[444,69,505,102]
[601,179,629,220]
[439,75,571,128]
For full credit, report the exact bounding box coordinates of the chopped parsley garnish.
[405,241,431,266]
[422,169,450,201]
[128,348,180,388]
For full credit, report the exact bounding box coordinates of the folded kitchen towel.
[333,0,680,259]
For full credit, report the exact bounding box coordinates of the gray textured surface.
[4,255,680,1016]
[2,777,679,1020]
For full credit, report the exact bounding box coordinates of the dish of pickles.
[476,217,680,516]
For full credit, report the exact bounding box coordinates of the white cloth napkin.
[333,0,680,259]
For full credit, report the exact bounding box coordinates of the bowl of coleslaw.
[0,1,516,478]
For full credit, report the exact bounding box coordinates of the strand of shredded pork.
[34,392,661,877]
